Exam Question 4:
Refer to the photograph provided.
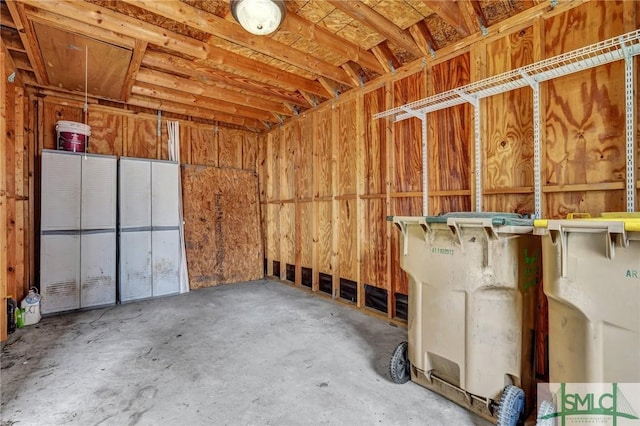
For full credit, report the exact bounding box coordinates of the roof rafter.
[421,0,471,37]
[5,0,48,84]
[142,51,310,108]
[136,68,293,117]
[119,0,354,87]
[327,0,423,58]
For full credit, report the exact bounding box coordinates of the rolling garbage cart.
[534,215,640,424]
[389,213,541,426]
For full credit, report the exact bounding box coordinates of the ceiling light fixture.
[230,0,286,36]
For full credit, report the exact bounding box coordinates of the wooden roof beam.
[120,40,147,102]
[282,13,385,75]
[327,0,422,58]
[460,0,487,34]
[22,0,207,58]
[5,1,48,84]
[408,21,439,58]
[1,3,16,29]
[201,43,330,99]
[421,0,471,37]
[128,95,266,131]
[26,5,137,50]
[341,62,364,88]
[2,37,24,87]
[119,0,354,87]
[136,68,293,117]
[142,50,310,108]
[371,42,401,74]
[131,82,275,122]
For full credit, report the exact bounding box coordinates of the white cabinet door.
[81,155,117,230]
[119,231,152,302]
[81,232,116,308]
[40,233,80,314]
[119,159,151,229]
[41,151,81,231]
[152,229,180,297]
[152,161,180,227]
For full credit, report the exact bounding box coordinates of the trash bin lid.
[424,212,534,227]
[534,214,640,232]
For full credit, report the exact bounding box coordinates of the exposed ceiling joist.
[131,82,275,122]
[327,0,423,58]
[408,20,438,57]
[121,40,147,102]
[120,0,354,87]
[422,0,472,37]
[136,68,293,117]
[281,13,385,75]
[5,0,48,84]
[22,0,207,59]
[201,43,330,98]
[371,42,401,73]
[141,51,310,108]
[128,94,265,130]
[26,5,137,49]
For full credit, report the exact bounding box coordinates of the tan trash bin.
[534,216,640,384]
[389,213,541,426]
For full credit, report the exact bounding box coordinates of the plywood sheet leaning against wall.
[181,165,263,288]
[543,1,627,218]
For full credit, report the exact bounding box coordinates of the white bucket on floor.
[21,287,41,326]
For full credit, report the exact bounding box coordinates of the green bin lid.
[424,212,534,226]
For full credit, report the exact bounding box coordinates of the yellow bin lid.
[534,213,640,232]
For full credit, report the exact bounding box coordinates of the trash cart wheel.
[536,400,556,426]
[497,385,525,426]
[389,341,410,384]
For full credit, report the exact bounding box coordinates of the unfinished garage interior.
[1,0,639,424]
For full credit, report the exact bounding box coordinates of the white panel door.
[119,231,152,302]
[81,155,117,230]
[40,233,80,314]
[81,232,116,308]
[119,159,151,228]
[151,161,179,227]
[41,151,81,231]
[152,229,180,297]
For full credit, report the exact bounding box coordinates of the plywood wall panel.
[337,100,357,196]
[315,109,333,198]
[87,109,123,156]
[338,199,357,281]
[242,133,257,171]
[266,131,280,201]
[267,203,281,264]
[280,202,296,267]
[545,191,625,219]
[483,194,534,215]
[189,126,218,166]
[543,1,627,216]
[281,124,297,200]
[363,87,388,195]
[317,200,332,274]
[393,71,425,194]
[389,197,422,296]
[182,165,262,288]
[296,119,314,200]
[428,53,471,213]
[361,198,388,289]
[218,131,243,169]
[257,134,267,203]
[43,102,83,150]
[297,201,313,268]
[126,116,157,159]
[484,28,535,213]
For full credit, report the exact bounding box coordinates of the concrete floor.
[1,280,492,426]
